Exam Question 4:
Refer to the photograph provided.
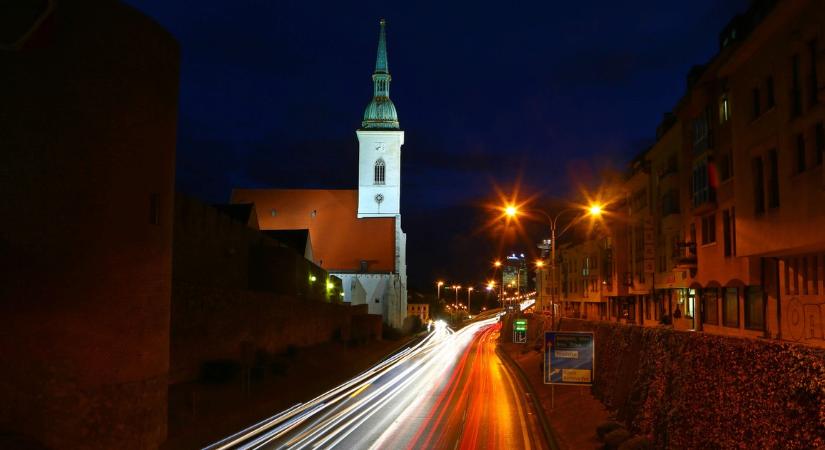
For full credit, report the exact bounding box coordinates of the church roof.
[230,188,396,273]
[362,18,400,130]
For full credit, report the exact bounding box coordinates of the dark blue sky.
[129,0,748,291]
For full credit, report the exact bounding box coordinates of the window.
[719,94,731,123]
[796,134,806,173]
[810,39,819,106]
[149,193,160,225]
[703,288,719,325]
[753,157,765,215]
[792,54,802,117]
[723,209,733,257]
[723,287,739,328]
[816,122,824,166]
[693,108,712,154]
[731,207,736,256]
[768,149,779,208]
[752,88,761,118]
[692,159,714,207]
[745,286,765,330]
[766,76,775,109]
[701,214,716,244]
[661,189,679,216]
[374,159,385,185]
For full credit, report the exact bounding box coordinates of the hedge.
[564,320,825,449]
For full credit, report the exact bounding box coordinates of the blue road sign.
[544,331,594,385]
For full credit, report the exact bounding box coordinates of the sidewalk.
[500,342,611,450]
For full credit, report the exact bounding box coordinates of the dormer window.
[374,159,385,185]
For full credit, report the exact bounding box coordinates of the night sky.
[128,0,748,291]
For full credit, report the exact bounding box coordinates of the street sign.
[544,331,594,385]
[513,319,527,343]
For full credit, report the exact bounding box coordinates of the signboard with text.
[544,331,594,385]
[513,319,527,343]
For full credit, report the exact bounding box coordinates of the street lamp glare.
[437,280,444,286]
[504,205,518,217]
[535,260,545,268]
[494,260,502,268]
[588,204,604,216]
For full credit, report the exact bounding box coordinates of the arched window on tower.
[374,159,385,185]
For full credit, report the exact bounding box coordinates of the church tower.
[357,18,404,218]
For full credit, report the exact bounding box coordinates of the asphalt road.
[205,315,548,450]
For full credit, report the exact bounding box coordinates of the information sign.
[544,331,594,385]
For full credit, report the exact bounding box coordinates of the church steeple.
[362,18,399,130]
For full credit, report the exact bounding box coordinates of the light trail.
[204,314,546,449]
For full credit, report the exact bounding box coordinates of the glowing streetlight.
[497,198,608,326]
[535,260,545,268]
[436,280,444,300]
[467,287,474,314]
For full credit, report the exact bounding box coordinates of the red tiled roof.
[231,189,396,272]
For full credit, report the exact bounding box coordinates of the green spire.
[374,18,388,74]
[362,18,399,130]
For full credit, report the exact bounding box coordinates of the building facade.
[555,0,825,348]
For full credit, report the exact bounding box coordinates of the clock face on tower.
[375,142,385,152]
[374,193,384,204]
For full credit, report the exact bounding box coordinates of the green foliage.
[574,321,825,449]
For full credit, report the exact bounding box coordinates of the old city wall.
[173,193,336,302]
[171,195,375,384]
[0,1,179,448]
[558,318,825,449]
[170,283,368,384]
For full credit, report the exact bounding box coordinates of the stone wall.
[173,193,342,302]
[171,283,380,384]
[559,318,825,449]
[0,1,179,448]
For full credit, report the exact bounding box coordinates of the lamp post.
[452,285,461,322]
[436,280,444,301]
[504,203,603,328]
[467,287,474,315]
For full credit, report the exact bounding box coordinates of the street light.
[503,202,604,327]
[467,287,474,315]
[436,280,444,301]
[451,285,461,321]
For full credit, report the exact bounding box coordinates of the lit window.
[719,94,731,123]
[374,159,385,185]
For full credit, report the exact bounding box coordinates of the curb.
[496,345,561,450]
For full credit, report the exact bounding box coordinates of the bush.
[596,421,624,441]
[200,359,240,384]
[617,436,652,450]
[603,428,631,449]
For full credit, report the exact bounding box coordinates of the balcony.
[673,241,697,269]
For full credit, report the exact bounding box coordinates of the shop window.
[745,286,764,330]
[723,287,739,328]
[703,288,719,325]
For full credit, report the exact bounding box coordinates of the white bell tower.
[357,19,404,218]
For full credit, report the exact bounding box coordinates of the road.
[205,315,549,450]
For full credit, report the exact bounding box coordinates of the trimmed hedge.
[565,320,825,449]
